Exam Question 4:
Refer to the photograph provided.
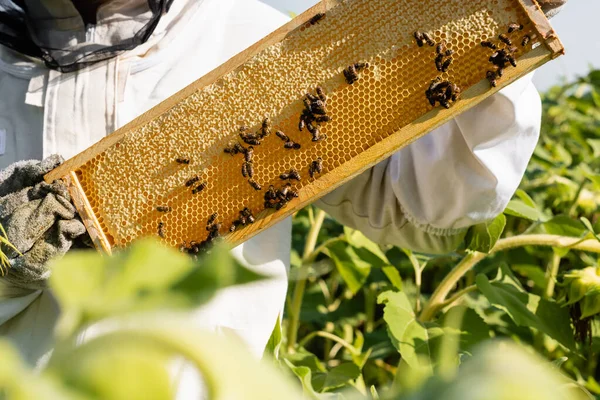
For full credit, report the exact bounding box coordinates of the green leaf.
[382,266,403,290]
[327,241,372,295]
[543,215,587,238]
[263,315,282,359]
[444,306,491,353]
[321,363,361,392]
[504,200,548,222]
[378,291,433,374]
[580,217,600,242]
[464,214,506,253]
[50,239,266,338]
[587,139,600,158]
[284,360,344,400]
[475,275,575,350]
[514,189,538,208]
[344,227,390,267]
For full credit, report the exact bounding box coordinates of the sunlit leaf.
[382,266,403,290]
[321,363,361,392]
[543,215,587,238]
[475,275,575,350]
[327,241,372,295]
[504,200,548,222]
[464,214,506,253]
[378,291,433,374]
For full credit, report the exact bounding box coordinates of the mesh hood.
[0,0,174,72]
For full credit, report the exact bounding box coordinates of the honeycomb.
[45,0,563,254]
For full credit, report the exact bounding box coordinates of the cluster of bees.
[152,10,375,254]
[482,23,533,87]
[414,30,462,109]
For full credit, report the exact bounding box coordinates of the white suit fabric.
[0,0,541,395]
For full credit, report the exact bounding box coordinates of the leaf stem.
[287,209,326,352]
[420,234,600,322]
[544,252,562,299]
[297,330,360,356]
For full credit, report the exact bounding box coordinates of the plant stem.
[298,330,360,356]
[287,209,326,352]
[568,180,586,217]
[544,252,562,299]
[420,234,600,322]
[436,285,478,310]
[406,251,423,313]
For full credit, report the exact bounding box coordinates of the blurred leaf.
[465,214,506,253]
[543,216,587,238]
[587,139,600,158]
[580,217,600,241]
[50,239,265,338]
[344,227,390,267]
[284,360,344,399]
[382,266,403,290]
[378,291,433,373]
[322,363,361,392]
[476,275,575,350]
[504,200,549,222]
[286,350,327,373]
[327,241,372,295]
[263,315,282,359]
[515,189,538,208]
[444,306,491,353]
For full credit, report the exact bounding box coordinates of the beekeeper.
[0,0,565,391]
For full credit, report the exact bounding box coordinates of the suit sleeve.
[315,73,541,254]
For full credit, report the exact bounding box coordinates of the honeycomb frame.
[45,0,564,255]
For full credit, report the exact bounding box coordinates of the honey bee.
[281,169,301,181]
[508,23,524,33]
[445,49,454,56]
[260,118,271,138]
[306,121,318,135]
[278,183,291,200]
[244,146,254,163]
[224,145,237,155]
[507,55,517,67]
[246,162,254,178]
[435,54,444,72]
[241,162,249,178]
[248,179,262,191]
[486,70,498,87]
[441,58,453,72]
[315,115,331,123]
[309,158,323,178]
[207,213,218,227]
[436,41,446,55]
[284,141,301,150]
[311,129,326,142]
[413,31,424,47]
[158,222,165,238]
[497,67,504,77]
[498,33,512,46]
[446,83,461,102]
[309,12,325,25]
[265,185,277,201]
[185,176,199,187]
[241,208,255,224]
[156,206,172,212]
[192,182,207,194]
[422,32,435,46]
[244,138,261,146]
[344,63,368,85]
[276,130,290,142]
[176,158,190,164]
[481,41,497,50]
[521,35,531,47]
[208,224,221,240]
[310,100,327,115]
[234,143,245,154]
[316,86,327,102]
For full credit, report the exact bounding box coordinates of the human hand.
[537,0,568,18]
[0,155,87,290]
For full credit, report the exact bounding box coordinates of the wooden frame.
[45,0,564,254]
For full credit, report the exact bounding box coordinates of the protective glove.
[538,0,567,18]
[0,155,87,290]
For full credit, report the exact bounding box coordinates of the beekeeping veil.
[0,0,175,72]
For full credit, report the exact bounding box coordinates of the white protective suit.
[0,0,541,395]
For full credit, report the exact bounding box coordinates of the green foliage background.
[1,71,600,400]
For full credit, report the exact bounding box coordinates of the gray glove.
[538,0,567,18]
[0,155,87,290]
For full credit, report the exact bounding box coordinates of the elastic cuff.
[397,200,468,237]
